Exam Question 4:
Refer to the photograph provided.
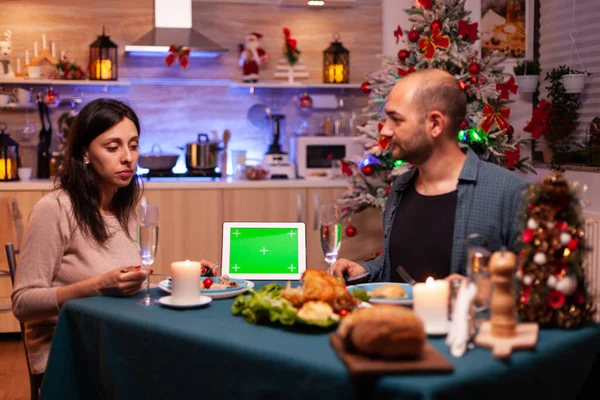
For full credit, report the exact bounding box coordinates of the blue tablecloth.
[41,284,600,400]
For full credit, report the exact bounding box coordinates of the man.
[333,69,526,283]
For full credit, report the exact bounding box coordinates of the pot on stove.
[182,133,222,170]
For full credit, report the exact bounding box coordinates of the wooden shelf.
[0,79,129,90]
[230,81,362,90]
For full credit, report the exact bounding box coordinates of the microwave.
[290,136,363,179]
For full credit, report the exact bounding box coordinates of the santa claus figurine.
[238,32,269,83]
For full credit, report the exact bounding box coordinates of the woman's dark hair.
[58,98,142,244]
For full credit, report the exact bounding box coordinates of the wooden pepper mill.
[475,249,539,359]
[489,250,517,338]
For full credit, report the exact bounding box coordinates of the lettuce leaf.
[232,283,298,326]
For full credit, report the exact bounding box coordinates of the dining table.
[40,282,600,400]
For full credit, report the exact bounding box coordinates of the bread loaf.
[337,305,426,359]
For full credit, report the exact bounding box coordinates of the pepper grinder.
[489,250,517,337]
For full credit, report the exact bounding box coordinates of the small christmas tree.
[339,0,535,223]
[518,172,595,328]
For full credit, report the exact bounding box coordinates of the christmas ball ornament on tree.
[527,218,539,230]
[533,252,547,265]
[431,20,442,32]
[522,229,534,243]
[397,49,409,62]
[468,62,481,75]
[506,124,515,138]
[547,275,557,288]
[555,276,577,296]
[560,232,572,245]
[523,275,533,286]
[361,81,371,94]
[361,164,374,176]
[567,239,578,250]
[298,92,313,110]
[408,29,420,42]
[345,225,357,237]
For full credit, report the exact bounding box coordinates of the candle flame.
[185,260,190,266]
[426,277,435,287]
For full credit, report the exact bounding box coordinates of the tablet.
[221,222,306,280]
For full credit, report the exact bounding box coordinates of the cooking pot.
[184,133,222,170]
[138,144,179,171]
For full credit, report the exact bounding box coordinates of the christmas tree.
[518,172,595,328]
[338,0,535,221]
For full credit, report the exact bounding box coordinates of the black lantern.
[89,26,118,80]
[0,123,19,182]
[323,33,350,84]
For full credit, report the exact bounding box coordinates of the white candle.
[42,34,47,49]
[34,42,38,57]
[25,50,30,65]
[16,58,21,73]
[51,42,56,57]
[413,277,450,335]
[171,260,201,300]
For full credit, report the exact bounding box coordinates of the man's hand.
[332,258,367,279]
[444,273,467,282]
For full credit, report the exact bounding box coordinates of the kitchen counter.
[0,177,351,191]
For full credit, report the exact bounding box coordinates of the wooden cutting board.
[330,334,454,377]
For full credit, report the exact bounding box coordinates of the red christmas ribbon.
[164,45,191,70]
[504,145,521,169]
[397,66,415,77]
[523,99,551,140]
[418,26,450,59]
[481,103,510,133]
[458,20,478,42]
[496,76,519,99]
[393,25,403,44]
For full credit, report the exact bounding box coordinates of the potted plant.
[513,60,540,93]
[561,68,588,94]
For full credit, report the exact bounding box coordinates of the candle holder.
[0,124,20,182]
[89,26,118,81]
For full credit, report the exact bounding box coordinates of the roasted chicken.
[281,269,359,312]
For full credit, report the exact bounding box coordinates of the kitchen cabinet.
[223,188,306,223]
[0,190,43,333]
[143,189,223,275]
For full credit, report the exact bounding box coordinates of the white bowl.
[18,167,32,181]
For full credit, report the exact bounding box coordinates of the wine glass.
[135,204,159,306]
[319,204,342,275]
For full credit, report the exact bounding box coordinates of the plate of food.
[346,282,413,306]
[158,276,254,299]
[232,270,364,328]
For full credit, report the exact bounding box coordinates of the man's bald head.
[393,69,467,138]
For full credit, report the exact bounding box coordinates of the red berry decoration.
[468,62,481,75]
[408,29,420,42]
[567,239,578,250]
[361,164,373,176]
[397,49,409,62]
[431,20,442,32]
[345,225,357,237]
[361,81,371,94]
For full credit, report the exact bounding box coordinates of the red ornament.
[460,120,469,130]
[468,62,481,75]
[555,221,568,231]
[397,66,415,77]
[397,49,409,62]
[458,20,479,42]
[506,124,515,138]
[393,25,403,44]
[504,145,521,170]
[496,76,519,99]
[520,286,532,305]
[574,291,585,305]
[361,81,371,94]
[408,29,420,43]
[385,186,391,195]
[522,229,534,243]
[345,225,357,237]
[547,289,566,309]
[298,92,313,110]
[164,45,191,70]
[431,20,442,32]
[415,0,432,9]
[43,88,61,108]
[378,136,390,151]
[361,164,374,176]
[459,80,469,90]
[567,239,578,250]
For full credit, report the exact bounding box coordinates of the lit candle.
[413,277,450,335]
[16,58,21,73]
[34,42,38,57]
[25,50,30,65]
[51,42,56,57]
[42,34,47,49]
[0,159,13,180]
[327,64,345,83]
[94,59,112,80]
[171,260,201,300]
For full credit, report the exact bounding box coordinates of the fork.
[396,265,416,285]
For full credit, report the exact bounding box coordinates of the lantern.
[89,26,118,80]
[323,32,350,84]
[0,123,19,182]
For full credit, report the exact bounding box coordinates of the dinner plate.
[346,282,413,306]
[158,295,212,309]
[158,278,254,300]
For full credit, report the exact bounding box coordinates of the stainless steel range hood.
[125,0,227,58]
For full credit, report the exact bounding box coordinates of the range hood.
[125,0,227,58]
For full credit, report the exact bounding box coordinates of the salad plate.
[346,282,413,306]
[158,277,254,300]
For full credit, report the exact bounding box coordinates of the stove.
[138,168,221,180]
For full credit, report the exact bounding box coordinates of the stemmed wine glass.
[135,204,159,306]
[319,204,342,275]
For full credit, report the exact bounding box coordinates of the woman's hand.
[97,266,149,297]
[200,260,220,276]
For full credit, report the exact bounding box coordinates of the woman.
[11,99,216,380]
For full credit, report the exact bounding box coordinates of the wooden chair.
[5,242,40,400]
